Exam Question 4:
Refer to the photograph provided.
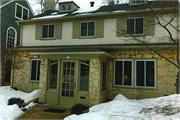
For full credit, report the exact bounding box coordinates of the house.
[13,0,179,107]
[0,0,34,85]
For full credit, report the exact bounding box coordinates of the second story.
[0,0,34,48]
[16,1,179,48]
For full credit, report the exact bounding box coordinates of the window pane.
[136,18,143,34]
[16,5,22,18]
[88,22,95,36]
[80,61,89,91]
[31,60,37,80]
[127,19,134,34]
[61,4,71,11]
[115,61,122,85]
[43,25,48,38]
[49,25,54,37]
[146,61,155,87]
[23,8,28,19]
[81,23,87,36]
[102,62,106,91]
[124,61,132,86]
[136,61,144,86]
[49,61,58,89]
[37,60,41,80]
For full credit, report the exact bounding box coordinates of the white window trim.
[126,17,144,35]
[135,59,156,88]
[42,24,55,39]
[60,4,72,12]
[130,0,146,5]
[30,59,40,82]
[6,27,17,48]
[114,59,133,87]
[80,21,95,38]
[15,3,29,20]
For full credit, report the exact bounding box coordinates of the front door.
[59,60,77,105]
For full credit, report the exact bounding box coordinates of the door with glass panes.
[59,60,77,105]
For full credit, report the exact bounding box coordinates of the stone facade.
[13,51,39,92]
[89,59,101,106]
[108,49,178,100]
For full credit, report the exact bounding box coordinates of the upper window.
[31,59,41,81]
[15,3,29,20]
[135,60,156,87]
[126,17,144,34]
[81,21,95,37]
[6,27,17,48]
[114,60,133,86]
[60,4,71,11]
[42,24,55,38]
[130,0,146,5]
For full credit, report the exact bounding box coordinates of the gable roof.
[18,1,179,22]
[0,0,35,16]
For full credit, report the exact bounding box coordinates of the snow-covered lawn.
[65,94,180,120]
[0,86,39,120]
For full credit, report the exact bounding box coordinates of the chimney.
[44,0,55,12]
[90,1,95,7]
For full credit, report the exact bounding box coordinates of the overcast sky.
[28,0,102,15]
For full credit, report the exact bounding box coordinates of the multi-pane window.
[136,60,155,87]
[130,0,146,5]
[42,24,54,38]
[80,60,89,91]
[6,27,17,48]
[127,18,144,34]
[60,4,71,11]
[31,59,41,81]
[15,3,29,20]
[102,62,106,91]
[81,21,95,37]
[49,60,58,89]
[114,60,132,86]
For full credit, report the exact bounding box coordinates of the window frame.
[135,59,156,88]
[130,0,146,5]
[60,4,72,12]
[114,59,133,87]
[15,3,29,20]
[42,24,55,39]
[80,21,95,38]
[48,60,58,89]
[126,17,144,35]
[6,27,17,48]
[30,59,41,82]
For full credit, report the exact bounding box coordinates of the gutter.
[17,22,23,47]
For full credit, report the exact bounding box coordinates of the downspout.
[17,22,23,46]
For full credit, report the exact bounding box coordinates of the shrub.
[71,103,89,115]
[8,97,27,111]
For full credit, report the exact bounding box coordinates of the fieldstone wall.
[89,59,101,106]
[108,49,178,100]
[13,51,39,92]
[38,59,48,103]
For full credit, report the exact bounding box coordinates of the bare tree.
[117,1,179,93]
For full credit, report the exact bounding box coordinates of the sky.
[28,0,102,15]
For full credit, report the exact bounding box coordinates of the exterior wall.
[1,0,33,46]
[108,49,178,100]
[13,51,39,92]
[21,15,178,47]
[89,59,101,106]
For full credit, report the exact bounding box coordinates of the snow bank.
[65,94,180,120]
[0,86,39,120]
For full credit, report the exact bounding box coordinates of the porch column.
[89,59,101,106]
[38,59,48,103]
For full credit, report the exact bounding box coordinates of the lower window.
[30,59,41,81]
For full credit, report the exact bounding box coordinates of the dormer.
[129,0,147,5]
[58,1,79,12]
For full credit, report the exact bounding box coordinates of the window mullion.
[122,61,124,85]
[134,18,136,34]
[87,22,88,36]
[21,7,23,19]
[144,61,146,87]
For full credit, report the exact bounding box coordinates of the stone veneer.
[89,59,101,106]
[13,51,39,92]
[108,49,178,100]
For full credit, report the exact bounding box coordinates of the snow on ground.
[0,86,39,120]
[65,94,180,120]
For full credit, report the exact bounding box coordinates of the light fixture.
[66,56,70,59]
